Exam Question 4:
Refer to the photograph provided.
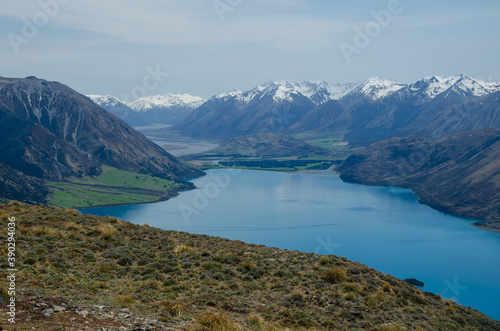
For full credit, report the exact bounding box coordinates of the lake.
[82,169,500,320]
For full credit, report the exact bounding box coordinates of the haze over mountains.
[173,75,500,145]
[0,76,202,203]
[88,93,205,127]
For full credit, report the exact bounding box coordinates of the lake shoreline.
[77,181,198,210]
[473,222,500,234]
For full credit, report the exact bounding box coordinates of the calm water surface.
[82,169,500,320]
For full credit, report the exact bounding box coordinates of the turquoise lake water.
[82,169,500,320]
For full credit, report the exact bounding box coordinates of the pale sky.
[1,0,499,99]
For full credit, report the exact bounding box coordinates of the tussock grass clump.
[247,314,264,328]
[154,301,188,317]
[318,255,337,266]
[383,282,393,292]
[65,208,80,216]
[174,244,196,255]
[378,325,404,331]
[343,282,363,293]
[31,226,64,237]
[61,221,84,231]
[95,223,119,239]
[115,294,136,308]
[191,310,245,331]
[321,266,347,284]
[247,314,292,330]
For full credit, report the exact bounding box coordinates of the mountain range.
[0,76,202,204]
[172,75,500,145]
[3,74,499,230]
[88,93,205,127]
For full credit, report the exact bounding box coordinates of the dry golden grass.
[446,305,455,315]
[94,223,119,239]
[65,208,81,216]
[31,226,64,237]
[115,295,137,308]
[378,325,403,331]
[321,266,347,284]
[190,310,246,331]
[173,244,196,255]
[61,221,84,231]
[383,282,393,292]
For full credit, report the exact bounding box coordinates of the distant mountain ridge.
[207,132,331,157]
[213,80,360,105]
[0,76,203,203]
[173,75,500,144]
[337,128,500,231]
[88,93,206,126]
[129,93,205,111]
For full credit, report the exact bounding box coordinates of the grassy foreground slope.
[0,202,498,330]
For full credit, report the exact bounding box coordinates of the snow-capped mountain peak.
[88,93,206,113]
[129,93,206,112]
[353,77,405,100]
[212,80,361,105]
[270,83,299,103]
[87,94,124,108]
[409,74,500,100]
[214,89,244,100]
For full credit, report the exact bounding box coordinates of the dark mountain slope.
[173,85,316,139]
[208,132,331,157]
[0,76,202,181]
[0,76,203,204]
[0,162,50,203]
[0,104,101,180]
[287,96,421,146]
[337,129,500,231]
[408,91,500,138]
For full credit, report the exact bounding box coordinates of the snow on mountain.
[174,74,500,141]
[87,94,126,108]
[409,74,500,101]
[269,80,360,103]
[129,94,206,112]
[213,89,245,101]
[87,94,134,120]
[210,77,443,106]
[90,75,500,118]
[212,80,360,105]
[346,77,405,100]
[88,93,206,113]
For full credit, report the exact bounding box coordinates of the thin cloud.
[1,0,352,50]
